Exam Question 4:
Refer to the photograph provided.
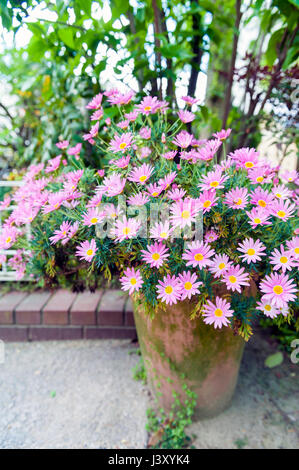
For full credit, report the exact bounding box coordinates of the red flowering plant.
[0,89,298,339]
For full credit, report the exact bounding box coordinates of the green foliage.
[132,357,147,384]
[260,313,299,353]
[146,386,197,449]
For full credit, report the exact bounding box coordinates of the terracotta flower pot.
[132,281,256,419]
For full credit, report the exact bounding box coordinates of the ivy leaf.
[58,28,75,49]
[264,352,284,368]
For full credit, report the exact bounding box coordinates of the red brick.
[15,291,51,325]
[98,290,125,326]
[70,290,102,325]
[0,291,28,324]
[124,297,136,327]
[84,326,137,340]
[43,289,77,325]
[29,326,82,341]
[0,326,28,342]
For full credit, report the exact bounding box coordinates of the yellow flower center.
[119,142,127,150]
[247,248,255,256]
[210,181,219,188]
[62,231,67,236]
[86,249,93,256]
[295,247,299,254]
[254,218,261,224]
[54,203,59,208]
[194,253,204,261]
[90,217,98,224]
[152,253,160,261]
[273,285,283,295]
[165,286,173,294]
[256,176,264,183]
[218,262,226,270]
[258,199,267,208]
[184,282,193,291]
[280,256,288,264]
[203,200,211,208]
[181,210,190,219]
[123,226,131,235]
[110,212,117,218]
[275,193,281,198]
[235,198,243,206]
[160,232,167,238]
[264,305,272,311]
[5,236,11,244]
[214,308,223,317]
[288,177,293,182]
[152,192,159,197]
[277,210,286,218]
[229,275,237,284]
[245,161,254,168]
[130,278,137,285]
[139,175,147,182]
[144,106,151,112]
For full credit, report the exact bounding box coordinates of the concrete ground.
[0,327,298,449]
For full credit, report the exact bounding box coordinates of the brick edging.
[0,289,137,342]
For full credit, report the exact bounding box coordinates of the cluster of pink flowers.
[0,89,297,334]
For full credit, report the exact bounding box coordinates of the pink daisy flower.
[209,254,233,278]
[237,238,267,264]
[269,244,297,273]
[224,187,249,210]
[49,221,72,245]
[83,122,99,142]
[75,239,97,263]
[141,241,169,268]
[167,188,186,201]
[62,221,79,245]
[128,163,154,185]
[86,93,103,110]
[45,155,61,173]
[156,274,182,305]
[82,208,106,227]
[158,171,177,190]
[127,193,150,206]
[150,221,173,241]
[90,108,103,121]
[230,147,260,169]
[87,193,103,208]
[212,129,231,141]
[250,188,274,209]
[204,230,218,243]
[67,143,82,156]
[271,184,292,200]
[222,265,250,293]
[178,271,202,300]
[146,183,164,198]
[109,133,134,153]
[256,300,278,318]
[281,170,298,184]
[137,146,152,159]
[162,151,177,160]
[139,126,151,139]
[247,167,267,185]
[286,236,299,260]
[181,95,199,106]
[172,131,193,149]
[196,139,222,162]
[197,190,219,213]
[111,155,131,169]
[170,198,201,229]
[182,241,215,269]
[100,173,126,197]
[269,199,296,221]
[107,91,135,105]
[246,207,272,229]
[125,110,139,121]
[111,217,141,242]
[117,120,130,130]
[56,140,69,150]
[198,169,228,191]
[0,226,19,249]
[202,297,234,329]
[42,191,66,214]
[259,272,297,308]
[177,110,195,123]
[136,96,160,115]
[120,267,144,295]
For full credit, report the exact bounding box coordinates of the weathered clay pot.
[133,281,256,419]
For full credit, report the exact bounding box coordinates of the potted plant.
[1,89,298,418]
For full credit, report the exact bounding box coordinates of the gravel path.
[0,340,148,449]
[0,328,298,449]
